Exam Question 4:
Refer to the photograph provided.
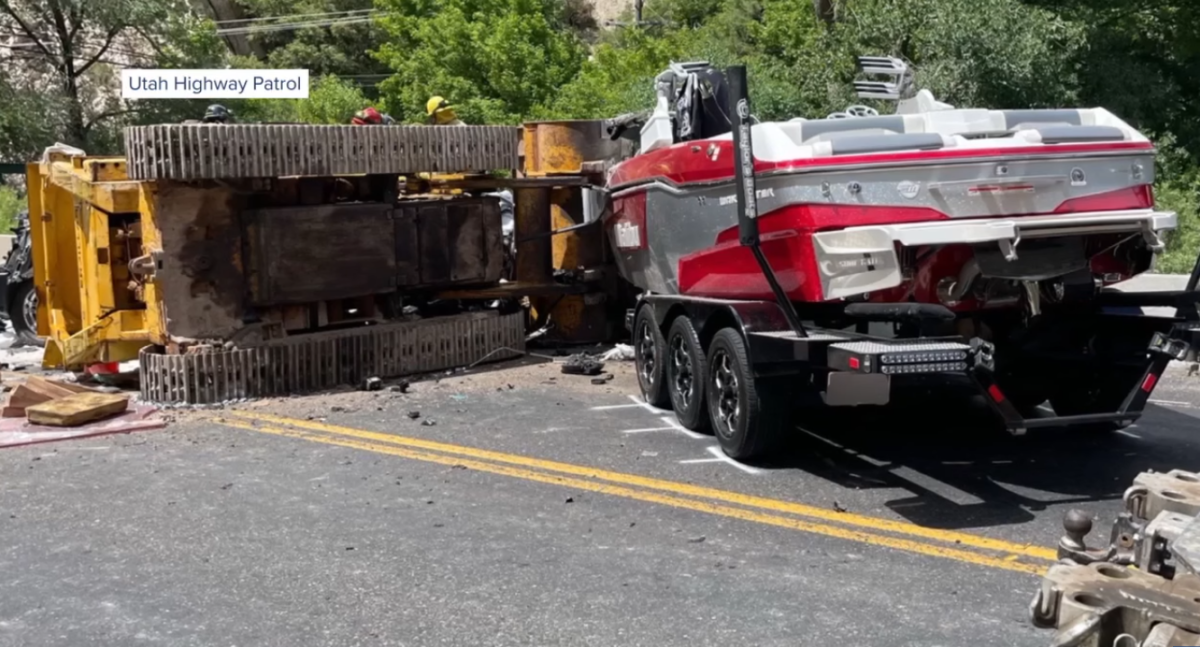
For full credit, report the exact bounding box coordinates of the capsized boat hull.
[605,138,1167,309]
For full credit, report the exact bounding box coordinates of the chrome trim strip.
[607,147,1155,194]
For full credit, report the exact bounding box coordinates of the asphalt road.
[3,357,1200,647]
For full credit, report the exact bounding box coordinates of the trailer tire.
[665,316,710,432]
[633,304,671,409]
[706,327,787,461]
[8,281,39,348]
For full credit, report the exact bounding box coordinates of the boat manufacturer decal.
[615,222,643,249]
[718,188,775,206]
[1070,167,1087,186]
[707,143,720,161]
[897,181,921,199]
[836,253,878,272]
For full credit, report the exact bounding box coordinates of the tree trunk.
[190,0,265,59]
[45,0,87,146]
[812,0,835,23]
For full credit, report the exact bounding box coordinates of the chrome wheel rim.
[636,320,657,386]
[21,286,36,333]
[669,334,694,407]
[711,349,740,437]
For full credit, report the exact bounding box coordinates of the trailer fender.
[638,295,803,374]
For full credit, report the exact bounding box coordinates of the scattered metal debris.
[407,411,421,419]
[561,354,604,376]
[361,377,383,391]
[591,373,614,385]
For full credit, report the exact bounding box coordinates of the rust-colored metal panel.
[243,203,397,305]
[522,120,629,176]
[393,197,503,288]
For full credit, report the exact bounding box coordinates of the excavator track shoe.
[123,124,521,180]
[138,311,524,405]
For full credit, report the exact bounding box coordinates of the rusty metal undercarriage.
[1031,469,1200,646]
[32,121,629,405]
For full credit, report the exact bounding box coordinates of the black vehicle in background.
[0,210,38,346]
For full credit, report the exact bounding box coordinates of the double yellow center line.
[214,410,1057,576]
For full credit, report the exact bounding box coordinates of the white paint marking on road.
[622,426,678,434]
[532,427,578,434]
[1149,399,1195,408]
[798,427,846,449]
[679,457,723,464]
[658,416,707,440]
[704,445,765,475]
[800,428,984,505]
[590,395,673,415]
[1114,429,1143,440]
[631,394,674,414]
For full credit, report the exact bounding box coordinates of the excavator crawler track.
[139,311,525,405]
[123,124,521,180]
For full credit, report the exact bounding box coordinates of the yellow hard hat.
[426,96,451,116]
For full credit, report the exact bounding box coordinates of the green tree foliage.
[233,0,389,88]
[373,0,587,123]
[0,185,21,234]
[222,71,368,123]
[0,0,184,152]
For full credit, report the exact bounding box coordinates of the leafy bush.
[0,186,22,235]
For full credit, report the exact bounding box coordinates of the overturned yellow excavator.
[26,121,626,404]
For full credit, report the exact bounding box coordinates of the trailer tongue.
[611,61,1200,460]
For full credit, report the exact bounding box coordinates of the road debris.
[361,377,383,391]
[561,353,604,376]
[3,375,121,421]
[26,392,130,427]
[407,411,421,419]
[421,419,437,426]
[590,373,614,385]
[600,344,634,361]
[390,379,411,393]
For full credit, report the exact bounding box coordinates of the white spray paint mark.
[1114,429,1143,440]
[703,445,764,475]
[679,457,723,464]
[658,416,707,440]
[622,426,678,434]
[589,394,672,415]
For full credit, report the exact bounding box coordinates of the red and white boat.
[605,57,1173,312]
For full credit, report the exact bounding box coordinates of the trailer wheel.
[706,327,787,460]
[633,304,671,409]
[8,281,39,348]
[665,316,710,432]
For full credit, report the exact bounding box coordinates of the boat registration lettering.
[615,222,642,249]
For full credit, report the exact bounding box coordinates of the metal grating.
[139,311,525,405]
[123,124,521,180]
